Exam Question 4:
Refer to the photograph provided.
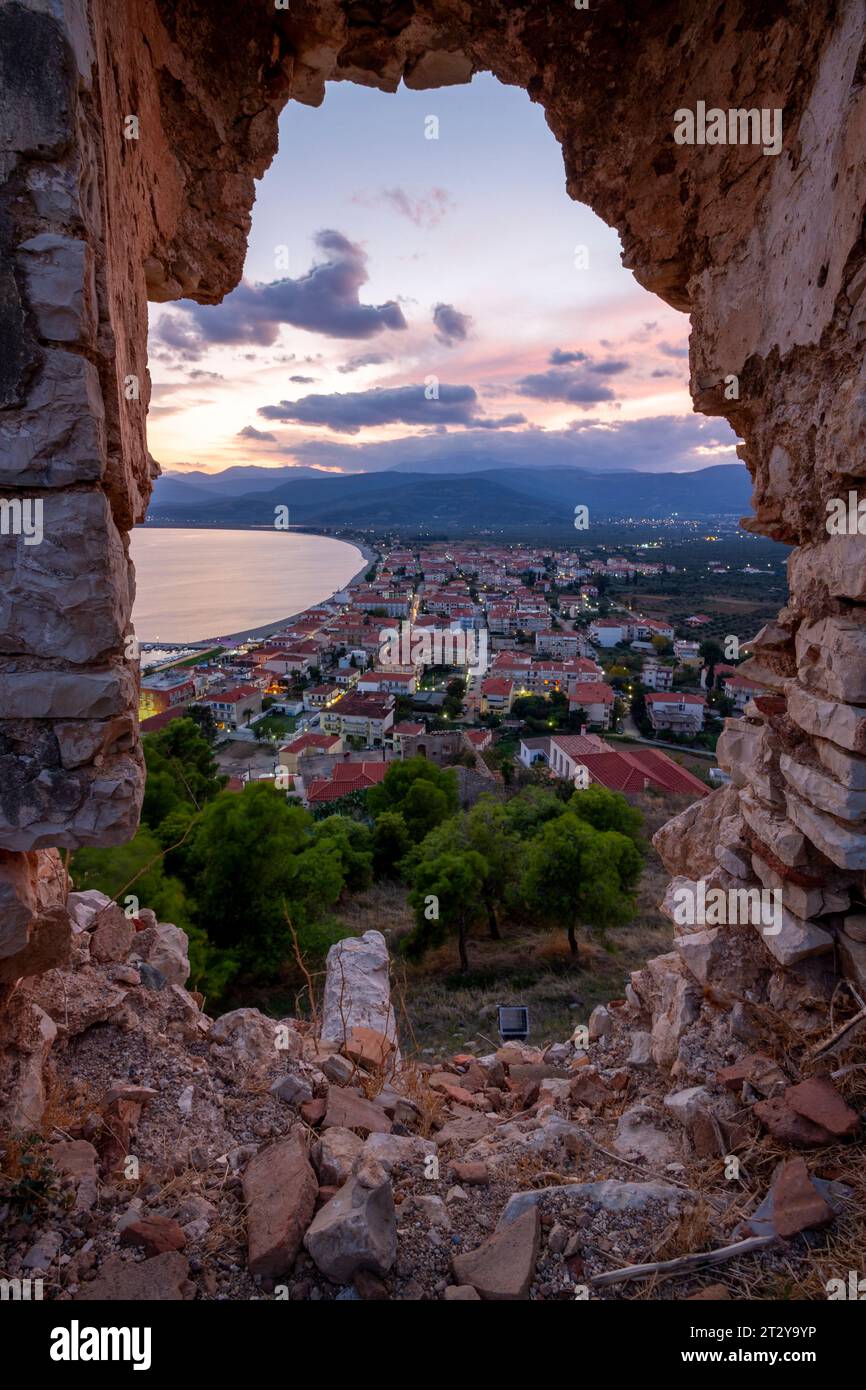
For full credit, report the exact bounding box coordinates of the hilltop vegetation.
[73,720,658,1013]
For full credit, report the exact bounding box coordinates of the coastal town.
[137,539,774,808]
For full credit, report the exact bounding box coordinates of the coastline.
[138,531,377,650]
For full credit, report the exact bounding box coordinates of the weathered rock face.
[321,931,400,1053]
[2,1,866,1078]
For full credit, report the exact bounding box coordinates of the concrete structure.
[589,620,626,648]
[645,692,706,736]
[138,670,195,720]
[568,681,616,730]
[203,685,263,730]
[320,694,395,747]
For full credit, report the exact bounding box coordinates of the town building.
[589,619,626,647]
[320,693,395,746]
[203,684,263,730]
[138,669,196,720]
[277,732,343,774]
[480,677,514,715]
[641,660,675,691]
[302,683,342,712]
[567,680,616,729]
[645,691,706,735]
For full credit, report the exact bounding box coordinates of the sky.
[146,74,740,476]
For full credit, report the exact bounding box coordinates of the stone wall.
[2,0,866,1025]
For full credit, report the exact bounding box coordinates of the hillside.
[149,464,753,530]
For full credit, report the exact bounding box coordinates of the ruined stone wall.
[2,0,866,1020]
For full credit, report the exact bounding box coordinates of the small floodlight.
[497,1005,529,1042]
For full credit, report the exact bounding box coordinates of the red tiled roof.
[567,681,616,705]
[364,669,415,683]
[481,678,514,695]
[573,747,709,798]
[205,684,261,703]
[393,722,424,735]
[305,762,389,803]
[724,673,766,691]
[281,732,340,754]
[549,733,607,755]
[327,694,393,717]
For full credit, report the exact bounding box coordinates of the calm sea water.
[130,528,365,644]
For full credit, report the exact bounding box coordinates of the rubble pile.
[1,910,861,1301]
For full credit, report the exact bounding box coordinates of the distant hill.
[148,463,752,529]
[152,465,326,506]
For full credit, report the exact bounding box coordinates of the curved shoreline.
[136,530,376,650]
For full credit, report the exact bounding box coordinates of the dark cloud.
[587,358,630,375]
[549,348,588,365]
[338,352,391,375]
[353,186,455,228]
[258,383,523,435]
[658,340,689,358]
[289,375,316,384]
[651,367,679,379]
[238,425,277,442]
[515,368,618,407]
[152,231,409,360]
[433,302,473,346]
[281,413,739,474]
[473,413,526,430]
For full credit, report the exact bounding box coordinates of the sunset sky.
[146,74,739,476]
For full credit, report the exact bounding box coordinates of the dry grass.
[398,1061,449,1138]
[336,878,415,947]
[399,921,672,1057]
[327,792,687,1057]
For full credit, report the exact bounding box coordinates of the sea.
[130,527,365,646]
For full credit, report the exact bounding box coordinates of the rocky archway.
[2,0,866,1069]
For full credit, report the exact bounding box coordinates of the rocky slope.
[2,0,866,1300]
[1,900,861,1301]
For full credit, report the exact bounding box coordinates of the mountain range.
[146,463,751,531]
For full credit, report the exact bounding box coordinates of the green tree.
[443,676,466,719]
[464,798,523,939]
[519,814,641,958]
[405,848,487,971]
[372,811,411,877]
[186,703,218,743]
[406,808,517,940]
[141,719,226,829]
[312,817,373,893]
[187,784,343,975]
[699,638,725,684]
[366,757,458,841]
[567,783,644,845]
[503,786,566,838]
